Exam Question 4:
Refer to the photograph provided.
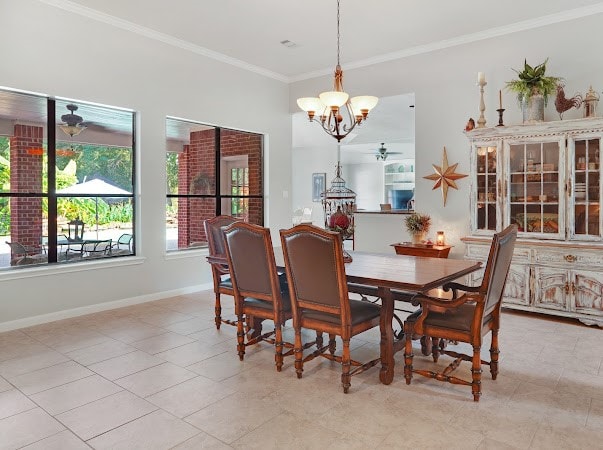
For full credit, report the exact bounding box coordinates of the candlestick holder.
[496,108,505,127]
[477,80,487,128]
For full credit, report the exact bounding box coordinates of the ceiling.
[55,0,603,81]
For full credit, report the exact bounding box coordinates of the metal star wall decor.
[423,147,468,207]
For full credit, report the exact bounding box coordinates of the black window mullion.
[215,127,221,216]
[47,98,57,263]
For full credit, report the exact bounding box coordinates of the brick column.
[9,124,44,254]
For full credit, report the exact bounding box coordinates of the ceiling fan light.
[319,91,349,108]
[59,124,86,137]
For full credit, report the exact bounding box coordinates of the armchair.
[403,225,517,401]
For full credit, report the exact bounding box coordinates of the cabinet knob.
[571,281,576,295]
[564,254,577,263]
[564,282,570,295]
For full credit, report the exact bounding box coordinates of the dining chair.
[223,222,293,371]
[204,215,241,329]
[403,224,517,401]
[280,224,384,393]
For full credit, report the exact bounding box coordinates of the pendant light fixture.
[296,0,378,142]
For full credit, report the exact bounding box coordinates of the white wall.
[342,163,383,210]
[290,13,603,258]
[0,0,291,327]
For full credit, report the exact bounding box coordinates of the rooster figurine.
[555,84,582,119]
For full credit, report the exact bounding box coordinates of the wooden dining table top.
[273,250,482,293]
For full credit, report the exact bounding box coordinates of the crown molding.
[38,0,603,85]
[290,3,603,82]
[37,0,289,83]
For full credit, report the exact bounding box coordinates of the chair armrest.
[441,281,481,298]
[413,291,484,313]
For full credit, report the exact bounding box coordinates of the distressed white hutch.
[462,118,603,327]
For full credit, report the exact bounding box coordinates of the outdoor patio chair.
[83,239,113,259]
[111,233,133,255]
[5,241,48,266]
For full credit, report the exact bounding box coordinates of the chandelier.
[296,0,378,142]
[59,104,87,137]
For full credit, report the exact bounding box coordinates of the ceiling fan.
[372,143,403,161]
[59,103,91,137]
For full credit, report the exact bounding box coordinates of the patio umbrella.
[57,178,131,238]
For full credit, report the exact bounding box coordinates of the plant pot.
[411,232,426,244]
[522,94,545,124]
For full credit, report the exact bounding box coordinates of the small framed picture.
[312,173,326,202]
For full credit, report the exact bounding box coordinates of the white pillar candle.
[477,72,485,84]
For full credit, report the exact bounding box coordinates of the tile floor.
[0,290,602,449]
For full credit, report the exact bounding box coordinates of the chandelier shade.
[319,90,349,108]
[296,0,377,142]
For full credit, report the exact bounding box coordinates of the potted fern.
[404,212,431,244]
[505,58,562,123]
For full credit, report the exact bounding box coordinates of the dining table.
[209,249,482,385]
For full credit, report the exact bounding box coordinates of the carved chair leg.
[294,328,303,379]
[341,338,351,394]
[248,316,263,339]
[432,337,440,363]
[404,321,414,385]
[237,314,246,361]
[420,335,432,356]
[471,345,482,402]
[490,329,500,380]
[275,326,284,372]
[214,293,222,330]
[328,334,337,355]
[315,332,323,350]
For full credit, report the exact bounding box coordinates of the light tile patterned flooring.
[0,290,602,449]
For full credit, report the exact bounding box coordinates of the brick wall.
[176,128,263,249]
[9,124,44,255]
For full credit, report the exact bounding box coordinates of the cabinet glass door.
[507,140,563,238]
[475,145,497,231]
[571,137,600,239]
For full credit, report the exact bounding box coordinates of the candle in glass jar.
[477,72,485,84]
[436,231,445,246]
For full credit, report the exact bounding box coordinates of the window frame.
[0,89,137,267]
[165,123,264,251]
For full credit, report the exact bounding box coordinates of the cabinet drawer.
[534,249,603,266]
[466,243,530,263]
[465,244,489,259]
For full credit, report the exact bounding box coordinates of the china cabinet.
[463,118,603,326]
[384,160,415,209]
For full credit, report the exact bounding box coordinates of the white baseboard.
[0,282,213,332]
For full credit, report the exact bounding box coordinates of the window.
[0,88,136,269]
[165,118,263,251]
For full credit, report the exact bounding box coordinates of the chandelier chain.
[336,0,340,66]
